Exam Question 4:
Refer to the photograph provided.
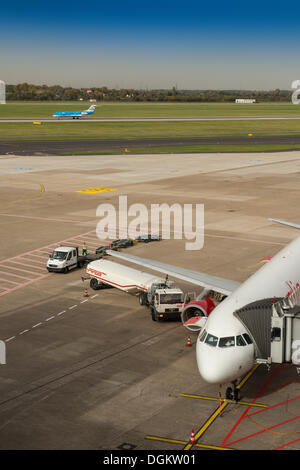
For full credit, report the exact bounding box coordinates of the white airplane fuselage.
[197,235,300,384]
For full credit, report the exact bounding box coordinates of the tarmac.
[2,134,300,155]
[1,150,300,449]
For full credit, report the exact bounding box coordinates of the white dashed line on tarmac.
[2,293,93,343]
[5,336,16,342]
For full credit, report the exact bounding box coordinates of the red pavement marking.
[0,229,109,297]
[0,277,21,286]
[75,236,99,242]
[0,270,33,281]
[274,437,300,450]
[70,237,99,244]
[222,364,300,449]
[26,253,48,260]
[246,395,300,418]
[226,416,300,447]
[20,256,46,264]
[221,364,283,447]
[259,379,300,394]
[7,260,45,270]
[0,274,51,297]
[0,264,43,277]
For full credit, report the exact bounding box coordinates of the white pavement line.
[69,304,77,310]
[45,316,55,322]
[5,336,16,342]
[57,310,66,316]
[90,294,98,299]
[19,329,29,335]
[32,322,42,328]
[80,299,89,304]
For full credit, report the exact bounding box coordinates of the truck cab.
[151,288,184,321]
[138,279,185,321]
[47,246,80,273]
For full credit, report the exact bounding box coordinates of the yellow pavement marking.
[0,178,45,205]
[184,401,229,450]
[182,364,260,451]
[180,393,267,408]
[146,436,186,446]
[145,435,232,450]
[237,363,260,389]
[144,351,260,451]
[75,187,118,194]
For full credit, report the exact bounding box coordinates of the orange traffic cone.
[189,429,195,445]
[186,336,192,347]
[84,288,89,298]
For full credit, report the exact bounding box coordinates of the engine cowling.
[181,296,215,331]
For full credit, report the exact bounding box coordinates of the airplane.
[106,219,300,401]
[52,105,96,119]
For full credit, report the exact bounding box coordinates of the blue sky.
[1,0,300,89]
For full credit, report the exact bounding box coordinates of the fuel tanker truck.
[85,258,185,321]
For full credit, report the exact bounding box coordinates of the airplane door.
[270,315,285,364]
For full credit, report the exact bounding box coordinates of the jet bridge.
[234,287,300,368]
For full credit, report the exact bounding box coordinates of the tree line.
[6,83,292,102]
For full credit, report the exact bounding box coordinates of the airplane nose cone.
[196,348,231,384]
[196,339,254,385]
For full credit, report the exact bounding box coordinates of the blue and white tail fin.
[269,218,300,230]
[87,105,96,112]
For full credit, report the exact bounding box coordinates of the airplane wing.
[268,218,300,230]
[106,250,240,296]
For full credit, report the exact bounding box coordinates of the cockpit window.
[243,333,253,345]
[219,336,235,348]
[199,329,207,342]
[205,333,218,347]
[236,335,246,346]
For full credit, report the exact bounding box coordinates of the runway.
[1,115,300,123]
[1,134,300,155]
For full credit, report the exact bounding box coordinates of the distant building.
[0,80,5,104]
[235,98,256,104]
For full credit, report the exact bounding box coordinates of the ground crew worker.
[82,243,88,256]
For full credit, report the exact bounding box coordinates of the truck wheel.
[63,267,68,274]
[139,293,146,305]
[78,261,84,268]
[90,278,101,290]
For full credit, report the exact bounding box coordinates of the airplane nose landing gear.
[225,381,240,402]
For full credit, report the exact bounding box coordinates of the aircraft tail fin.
[87,105,96,112]
[269,218,300,230]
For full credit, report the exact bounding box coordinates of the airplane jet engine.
[181,296,215,331]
